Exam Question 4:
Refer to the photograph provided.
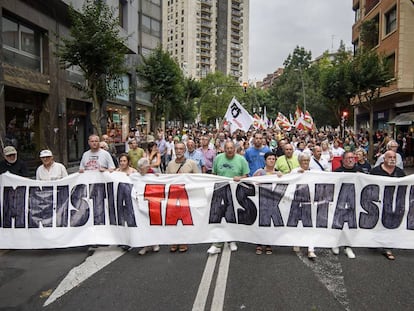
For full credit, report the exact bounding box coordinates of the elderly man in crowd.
[275,143,299,174]
[36,149,68,180]
[374,140,404,170]
[166,142,199,253]
[0,146,29,177]
[185,139,206,173]
[370,150,405,260]
[309,145,329,171]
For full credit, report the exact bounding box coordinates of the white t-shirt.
[36,162,68,180]
[309,157,330,171]
[79,149,115,171]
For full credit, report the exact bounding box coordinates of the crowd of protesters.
[0,124,411,260]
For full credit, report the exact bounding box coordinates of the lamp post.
[295,66,306,112]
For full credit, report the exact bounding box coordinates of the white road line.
[296,249,351,311]
[43,246,125,307]
[192,251,219,311]
[211,243,232,311]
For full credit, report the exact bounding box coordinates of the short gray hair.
[137,157,150,169]
[298,152,311,162]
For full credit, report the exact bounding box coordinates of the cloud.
[248,0,354,81]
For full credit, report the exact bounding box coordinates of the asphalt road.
[2,244,414,311]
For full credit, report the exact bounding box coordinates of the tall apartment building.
[0,0,161,174]
[352,0,414,132]
[162,0,249,83]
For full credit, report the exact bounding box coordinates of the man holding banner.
[166,141,199,253]
[370,150,406,260]
[207,141,249,254]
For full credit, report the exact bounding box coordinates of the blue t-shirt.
[244,146,271,176]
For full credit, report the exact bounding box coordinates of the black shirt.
[334,165,364,173]
[0,159,29,177]
[370,165,405,177]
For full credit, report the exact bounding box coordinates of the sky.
[248,0,355,81]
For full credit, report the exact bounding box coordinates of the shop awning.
[388,112,414,126]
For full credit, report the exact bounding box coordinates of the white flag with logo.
[224,97,253,133]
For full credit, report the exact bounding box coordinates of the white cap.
[39,150,53,158]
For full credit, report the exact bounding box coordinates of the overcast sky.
[248,0,355,81]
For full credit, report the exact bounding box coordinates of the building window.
[353,2,361,22]
[386,53,396,78]
[141,15,161,38]
[119,0,128,29]
[384,6,397,35]
[2,15,43,72]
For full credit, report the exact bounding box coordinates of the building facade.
[0,0,160,174]
[162,0,249,83]
[352,0,414,133]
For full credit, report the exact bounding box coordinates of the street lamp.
[295,66,306,112]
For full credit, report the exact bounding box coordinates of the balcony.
[365,0,379,14]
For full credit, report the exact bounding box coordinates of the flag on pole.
[252,114,266,130]
[263,106,269,129]
[224,97,253,133]
[276,112,292,131]
[294,109,313,131]
[294,106,303,124]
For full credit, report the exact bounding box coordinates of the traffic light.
[342,111,348,125]
[242,82,248,93]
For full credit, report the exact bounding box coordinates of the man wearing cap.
[36,150,68,180]
[0,146,29,177]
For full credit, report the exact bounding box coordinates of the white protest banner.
[224,97,253,133]
[1,171,414,249]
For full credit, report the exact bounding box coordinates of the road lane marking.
[192,251,219,311]
[211,242,231,311]
[43,246,125,306]
[296,249,351,311]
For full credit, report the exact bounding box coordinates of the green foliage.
[350,48,392,159]
[269,46,330,126]
[360,19,379,50]
[137,46,184,129]
[56,0,128,134]
[319,42,354,125]
[198,72,244,124]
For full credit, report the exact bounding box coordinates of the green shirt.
[213,153,249,178]
[128,147,145,169]
[275,155,300,174]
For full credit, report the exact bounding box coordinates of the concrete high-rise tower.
[162,0,249,83]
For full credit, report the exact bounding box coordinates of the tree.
[319,42,355,134]
[350,48,392,160]
[137,46,184,130]
[198,72,243,125]
[56,0,128,135]
[182,77,202,124]
[269,46,329,126]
